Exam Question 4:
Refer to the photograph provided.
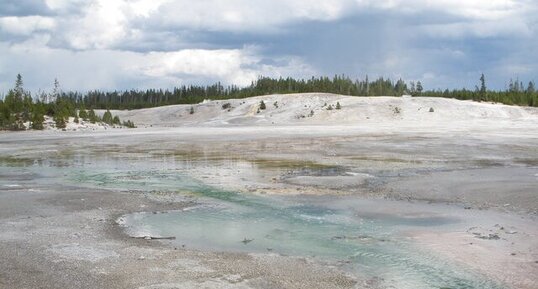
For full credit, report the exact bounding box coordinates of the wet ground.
[0,126,537,289]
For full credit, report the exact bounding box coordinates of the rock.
[429,107,434,112]
[138,256,145,260]
[241,238,253,244]
[476,233,500,240]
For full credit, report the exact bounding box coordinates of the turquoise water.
[0,158,506,289]
[114,173,504,289]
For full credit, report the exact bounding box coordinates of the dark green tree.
[102,110,113,124]
[79,109,88,120]
[88,109,98,123]
[31,110,45,130]
[54,113,66,129]
[122,120,136,128]
[527,81,535,94]
[479,74,487,100]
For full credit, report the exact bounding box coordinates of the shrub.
[79,109,88,120]
[102,110,113,124]
[122,120,136,128]
[54,114,66,129]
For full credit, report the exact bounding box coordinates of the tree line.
[1,73,537,130]
[64,74,537,109]
[425,74,537,106]
[70,75,415,109]
[0,74,135,131]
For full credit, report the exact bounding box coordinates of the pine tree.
[259,100,266,110]
[102,110,113,124]
[527,81,536,94]
[51,78,60,103]
[122,120,135,128]
[54,114,66,129]
[479,74,487,101]
[416,81,423,96]
[15,74,24,97]
[79,109,88,121]
[6,75,25,114]
[88,109,98,123]
[335,102,341,110]
[31,110,45,130]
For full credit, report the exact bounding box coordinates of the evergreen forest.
[1,73,536,131]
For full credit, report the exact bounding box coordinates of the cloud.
[3,0,536,50]
[149,0,354,33]
[418,19,533,39]
[0,40,315,92]
[0,0,537,92]
[0,0,52,17]
[0,16,56,35]
[129,46,315,86]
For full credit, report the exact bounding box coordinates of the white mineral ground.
[1,93,537,289]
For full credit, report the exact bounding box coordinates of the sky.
[0,0,537,93]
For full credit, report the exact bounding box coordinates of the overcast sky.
[0,0,537,93]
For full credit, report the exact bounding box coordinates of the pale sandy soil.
[1,94,537,289]
[108,93,537,129]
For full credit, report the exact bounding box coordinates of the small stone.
[138,256,145,260]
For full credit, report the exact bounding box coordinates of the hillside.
[106,93,538,128]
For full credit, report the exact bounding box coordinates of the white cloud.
[419,19,533,38]
[148,0,354,33]
[0,40,315,91]
[355,0,523,20]
[4,0,537,50]
[44,0,87,12]
[59,0,129,50]
[1,0,537,91]
[130,47,315,86]
[0,16,55,35]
